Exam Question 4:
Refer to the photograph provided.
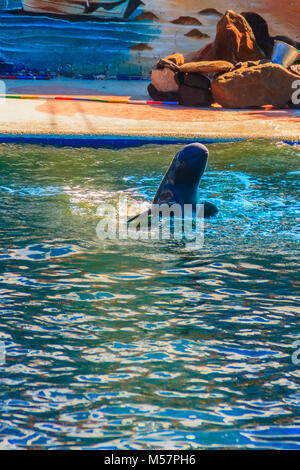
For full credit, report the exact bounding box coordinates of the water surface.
[0,140,299,449]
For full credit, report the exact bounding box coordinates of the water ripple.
[0,141,299,449]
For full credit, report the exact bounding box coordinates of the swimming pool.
[0,140,299,449]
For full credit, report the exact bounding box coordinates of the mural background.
[0,1,299,76]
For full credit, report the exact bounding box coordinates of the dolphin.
[128,143,218,223]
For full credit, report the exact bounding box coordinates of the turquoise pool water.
[0,140,299,449]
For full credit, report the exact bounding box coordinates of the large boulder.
[183,72,211,89]
[185,10,265,64]
[179,85,213,107]
[148,72,212,106]
[179,60,233,75]
[212,62,300,108]
[147,83,180,102]
[213,10,265,63]
[150,68,180,93]
[179,71,212,107]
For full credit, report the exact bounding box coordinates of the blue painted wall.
[0,1,298,77]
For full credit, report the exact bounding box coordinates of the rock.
[211,62,300,108]
[184,29,210,39]
[151,68,180,93]
[198,8,222,17]
[185,10,265,65]
[130,43,153,51]
[135,11,159,21]
[290,64,300,76]
[147,83,179,102]
[157,53,184,71]
[184,43,215,63]
[183,72,210,89]
[171,16,202,26]
[241,12,274,58]
[156,58,180,72]
[213,10,265,63]
[180,60,233,75]
[233,59,269,70]
[179,85,212,107]
[163,53,185,66]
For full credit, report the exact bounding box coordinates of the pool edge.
[0,133,299,148]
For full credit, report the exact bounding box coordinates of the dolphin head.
[172,143,209,187]
[130,142,217,223]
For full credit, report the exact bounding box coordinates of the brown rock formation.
[171,16,202,26]
[213,10,265,63]
[186,10,265,64]
[180,60,233,75]
[211,62,300,108]
[130,43,153,51]
[198,8,223,17]
[135,11,159,21]
[184,29,210,39]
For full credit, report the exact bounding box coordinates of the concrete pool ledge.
[0,79,299,144]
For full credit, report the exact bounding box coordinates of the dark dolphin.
[128,143,218,223]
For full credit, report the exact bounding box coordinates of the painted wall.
[0,1,299,76]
